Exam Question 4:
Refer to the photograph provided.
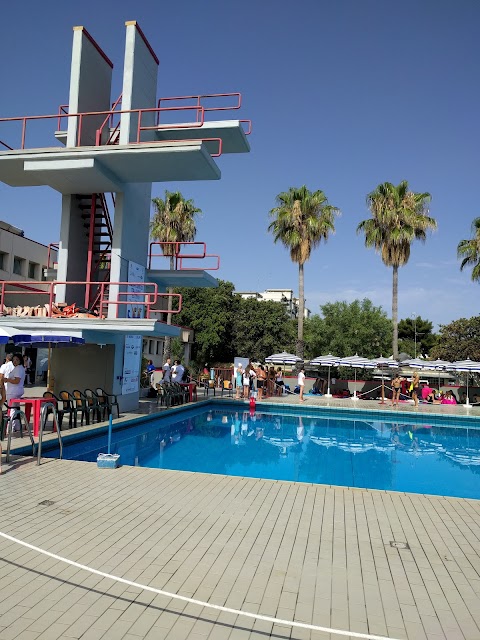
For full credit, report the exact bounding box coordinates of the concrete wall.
[67,27,113,147]
[56,195,89,305]
[51,343,115,396]
[108,24,158,318]
[120,21,158,145]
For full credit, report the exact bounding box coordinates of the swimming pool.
[40,403,480,499]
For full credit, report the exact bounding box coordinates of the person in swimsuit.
[256,365,267,400]
[391,374,402,407]
[411,372,420,407]
[275,367,284,395]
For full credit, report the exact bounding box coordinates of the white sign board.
[127,261,146,319]
[122,334,142,395]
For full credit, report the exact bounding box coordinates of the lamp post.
[411,314,417,359]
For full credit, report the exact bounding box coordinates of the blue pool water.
[43,404,480,499]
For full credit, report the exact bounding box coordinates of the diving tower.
[0,21,251,409]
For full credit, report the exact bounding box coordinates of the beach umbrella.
[338,355,375,401]
[427,359,453,390]
[400,357,428,369]
[0,326,32,344]
[309,354,340,398]
[373,356,399,404]
[265,352,303,365]
[451,359,480,407]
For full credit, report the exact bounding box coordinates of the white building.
[236,288,311,319]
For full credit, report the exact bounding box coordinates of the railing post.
[48,282,54,317]
[21,118,26,149]
[137,109,142,142]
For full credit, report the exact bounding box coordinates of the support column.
[109,22,159,317]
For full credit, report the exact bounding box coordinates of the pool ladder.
[37,403,63,465]
[5,402,63,465]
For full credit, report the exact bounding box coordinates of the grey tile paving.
[1,394,480,639]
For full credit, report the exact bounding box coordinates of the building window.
[28,262,38,279]
[156,341,163,355]
[13,256,25,276]
[0,252,7,271]
[149,340,154,354]
[41,266,47,281]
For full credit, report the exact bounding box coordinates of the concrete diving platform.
[147,269,219,289]
[0,141,220,194]
[152,120,250,154]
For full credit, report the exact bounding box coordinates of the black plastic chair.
[72,390,92,426]
[96,388,120,419]
[57,391,78,428]
[84,388,102,422]
[42,391,66,430]
[172,382,189,404]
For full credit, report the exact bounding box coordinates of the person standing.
[391,374,402,407]
[23,354,32,385]
[171,360,185,383]
[298,366,306,402]
[0,353,14,384]
[275,367,284,396]
[411,372,420,407]
[162,357,172,383]
[235,363,243,399]
[255,365,267,400]
[4,354,25,431]
[243,366,251,399]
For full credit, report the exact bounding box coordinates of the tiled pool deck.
[1,394,480,639]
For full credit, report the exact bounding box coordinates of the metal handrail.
[5,409,34,462]
[148,241,220,271]
[0,105,220,152]
[0,279,182,318]
[37,402,63,465]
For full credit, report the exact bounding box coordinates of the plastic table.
[9,397,57,437]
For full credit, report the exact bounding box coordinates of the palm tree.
[268,186,339,359]
[357,180,436,359]
[150,191,202,360]
[458,218,480,282]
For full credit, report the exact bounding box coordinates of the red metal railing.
[0,280,182,319]
[148,241,220,270]
[94,93,123,145]
[157,92,242,124]
[47,243,59,269]
[57,105,69,131]
[0,106,223,156]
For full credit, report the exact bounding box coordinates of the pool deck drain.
[0,457,480,639]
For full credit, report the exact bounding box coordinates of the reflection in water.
[46,408,480,498]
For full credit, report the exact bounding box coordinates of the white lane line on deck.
[0,530,401,640]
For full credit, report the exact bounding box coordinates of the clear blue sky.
[1,0,478,328]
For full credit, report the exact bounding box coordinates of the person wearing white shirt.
[4,354,25,431]
[162,358,172,383]
[0,353,14,382]
[172,360,185,383]
[297,367,306,402]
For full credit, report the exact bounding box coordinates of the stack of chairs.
[40,387,120,430]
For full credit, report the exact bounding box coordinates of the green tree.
[398,316,436,358]
[303,299,392,358]
[458,218,480,282]
[232,298,296,361]
[357,180,436,359]
[430,316,480,362]
[173,280,237,367]
[150,190,202,361]
[268,185,339,359]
